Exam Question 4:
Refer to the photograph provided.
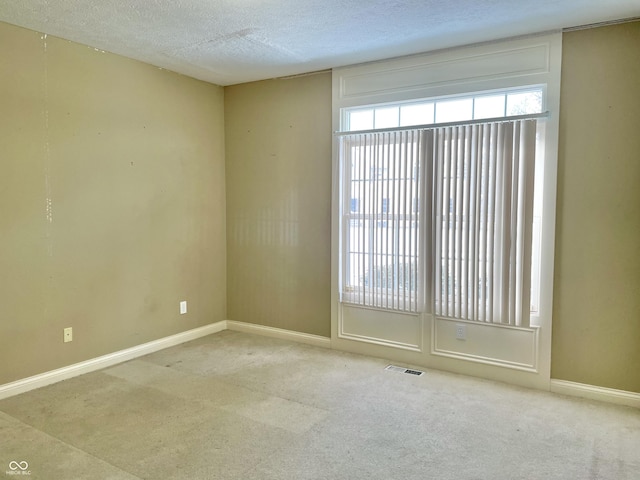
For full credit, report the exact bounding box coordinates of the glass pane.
[349,109,373,131]
[400,103,434,127]
[435,98,473,123]
[473,95,505,119]
[374,107,399,129]
[506,91,542,116]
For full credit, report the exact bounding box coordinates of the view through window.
[340,87,545,321]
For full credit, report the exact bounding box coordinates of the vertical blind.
[432,120,537,327]
[340,130,426,313]
[340,118,537,326]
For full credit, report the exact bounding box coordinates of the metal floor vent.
[385,365,425,376]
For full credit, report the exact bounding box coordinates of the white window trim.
[331,32,562,387]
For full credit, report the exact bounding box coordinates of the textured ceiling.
[1,1,639,86]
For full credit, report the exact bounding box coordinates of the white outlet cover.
[455,324,466,340]
[180,301,187,314]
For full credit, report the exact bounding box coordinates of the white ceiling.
[1,1,638,86]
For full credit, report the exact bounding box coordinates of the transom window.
[344,87,543,132]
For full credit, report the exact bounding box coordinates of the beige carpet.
[1,330,639,479]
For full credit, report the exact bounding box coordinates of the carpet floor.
[1,330,639,479]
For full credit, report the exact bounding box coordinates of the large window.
[339,88,544,327]
[333,33,561,377]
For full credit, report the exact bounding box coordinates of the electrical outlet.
[455,324,466,340]
[63,327,73,343]
[180,301,187,315]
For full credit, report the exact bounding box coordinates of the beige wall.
[553,21,640,393]
[224,23,640,392]
[224,73,332,337]
[0,22,227,385]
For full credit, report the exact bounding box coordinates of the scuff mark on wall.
[42,33,54,258]
[45,197,53,224]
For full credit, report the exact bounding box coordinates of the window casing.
[332,33,562,379]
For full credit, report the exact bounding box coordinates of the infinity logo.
[8,461,28,471]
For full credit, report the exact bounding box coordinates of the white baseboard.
[226,320,331,348]
[4,321,637,411]
[0,321,227,401]
[550,379,640,409]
